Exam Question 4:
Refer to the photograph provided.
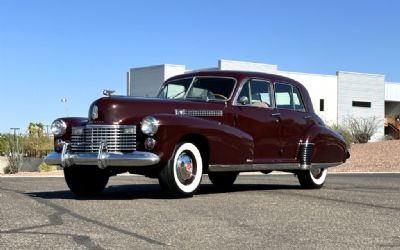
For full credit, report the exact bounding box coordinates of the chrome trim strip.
[312,162,343,168]
[83,124,137,129]
[175,109,223,117]
[208,162,343,172]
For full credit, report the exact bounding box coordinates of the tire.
[208,172,239,190]
[64,165,109,197]
[158,142,203,198]
[297,167,327,189]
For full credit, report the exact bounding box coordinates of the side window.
[250,80,272,108]
[275,82,306,112]
[275,83,292,109]
[237,82,250,101]
[236,80,272,108]
[292,87,306,112]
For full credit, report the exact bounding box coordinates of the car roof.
[167,70,301,85]
[166,70,315,113]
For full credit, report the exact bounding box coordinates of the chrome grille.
[70,125,136,152]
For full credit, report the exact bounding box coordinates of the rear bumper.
[44,143,160,169]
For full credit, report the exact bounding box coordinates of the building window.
[320,99,324,112]
[352,101,371,108]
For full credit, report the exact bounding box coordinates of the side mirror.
[239,96,249,105]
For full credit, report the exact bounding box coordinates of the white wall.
[127,64,185,97]
[278,71,338,124]
[337,71,385,140]
[385,82,400,101]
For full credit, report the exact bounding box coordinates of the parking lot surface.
[1,173,399,249]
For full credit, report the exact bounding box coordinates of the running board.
[208,162,343,172]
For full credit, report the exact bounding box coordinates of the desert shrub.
[344,116,380,144]
[327,123,353,149]
[38,161,58,172]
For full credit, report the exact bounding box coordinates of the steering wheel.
[213,93,228,100]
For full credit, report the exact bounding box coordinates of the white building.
[127,59,400,140]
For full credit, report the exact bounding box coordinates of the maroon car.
[45,70,349,197]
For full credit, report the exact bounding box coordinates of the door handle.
[271,113,281,123]
[304,115,311,120]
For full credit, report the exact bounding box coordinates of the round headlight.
[141,116,159,135]
[51,119,67,136]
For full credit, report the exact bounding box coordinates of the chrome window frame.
[233,78,275,109]
[158,76,237,102]
[274,81,307,113]
[157,77,195,99]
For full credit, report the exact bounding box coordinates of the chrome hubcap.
[311,167,323,179]
[176,152,196,184]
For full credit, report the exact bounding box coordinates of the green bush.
[38,161,58,172]
[327,123,353,149]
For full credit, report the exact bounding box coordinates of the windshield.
[158,77,235,101]
[158,78,192,99]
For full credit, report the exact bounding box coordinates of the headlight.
[51,119,67,136]
[141,116,159,135]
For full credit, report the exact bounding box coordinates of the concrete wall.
[337,71,385,140]
[385,82,400,101]
[127,64,186,97]
[278,71,338,124]
[0,156,7,174]
[0,156,43,173]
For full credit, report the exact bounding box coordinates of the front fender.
[150,114,254,165]
[304,125,348,163]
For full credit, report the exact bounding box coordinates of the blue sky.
[0,0,399,133]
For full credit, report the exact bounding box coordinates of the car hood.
[88,96,226,125]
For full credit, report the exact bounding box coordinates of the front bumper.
[44,143,160,169]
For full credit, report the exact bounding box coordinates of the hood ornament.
[102,89,115,97]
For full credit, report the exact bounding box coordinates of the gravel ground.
[331,140,400,173]
[2,140,400,177]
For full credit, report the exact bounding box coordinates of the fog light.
[144,138,156,150]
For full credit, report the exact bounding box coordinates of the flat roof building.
[127,59,400,141]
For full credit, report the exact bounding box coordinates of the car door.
[232,79,281,163]
[274,82,313,161]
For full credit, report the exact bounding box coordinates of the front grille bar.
[70,125,136,152]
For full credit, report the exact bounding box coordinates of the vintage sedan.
[45,70,349,197]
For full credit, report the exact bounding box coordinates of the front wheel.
[297,167,327,189]
[208,172,239,190]
[64,165,109,197]
[158,142,203,198]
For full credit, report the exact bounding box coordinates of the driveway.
[1,173,399,249]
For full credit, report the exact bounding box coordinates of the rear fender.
[303,125,348,164]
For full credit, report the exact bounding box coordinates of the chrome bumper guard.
[44,142,160,169]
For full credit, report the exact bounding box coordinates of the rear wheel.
[208,172,239,190]
[297,167,327,189]
[158,142,203,198]
[64,165,109,197]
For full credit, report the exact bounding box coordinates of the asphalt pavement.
[1,173,399,249]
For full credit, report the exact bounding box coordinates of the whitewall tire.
[158,142,203,197]
[297,167,328,189]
